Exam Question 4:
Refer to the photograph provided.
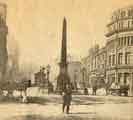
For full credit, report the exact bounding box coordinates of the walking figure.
[62,84,72,114]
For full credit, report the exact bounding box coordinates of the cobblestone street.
[0,94,133,120]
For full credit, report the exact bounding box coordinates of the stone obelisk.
[57,17,70,93]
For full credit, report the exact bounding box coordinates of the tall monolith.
[56,17,70,93]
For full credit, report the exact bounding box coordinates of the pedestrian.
[92,85,97,95]
[62,84,72,114]
[22,92,28,103]
[84,88,88,95]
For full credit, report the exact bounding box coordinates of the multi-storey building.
[89,45,107,88]
[68,61,82,90]
[82,5,133,96]
[82,45,107,88]
[81,56,90,88]
[106,5,133,96]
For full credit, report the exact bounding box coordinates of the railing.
[106,64,133,70]
[106,27,133,37]
[107,16,133,27]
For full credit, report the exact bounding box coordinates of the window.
[132,20,133,27]
[127,36,130,45]
[109,56,111,66]
[121,11,125,17]
[124,37,126,45]
[121,37,123,46]
[120,21,123,29]
[118,53,123,64]
[124,37,127,45]
[124,73,127,84]
[124,73,130,84]
[128,21,130,28]
[128,9,133,17]
[118,22,121,29]
[112,55,115,65]
[125,52,130,64]
[102,64,104,69]
[131,36,133,45]
[118,73,122,83]
[118,38,121,46]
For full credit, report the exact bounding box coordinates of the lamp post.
[81,67,86,89]
[74,70,78,91]
[46,64,51,94]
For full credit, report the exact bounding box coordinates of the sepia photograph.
[0,0,133,120]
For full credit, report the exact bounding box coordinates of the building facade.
[82,5,133,96]
[81,55,90,88]
[82,45,107,88]
[106,5,133,96]
[68,61,82,90]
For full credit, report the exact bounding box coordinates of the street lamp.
[81,67,86,89]
[46,64,51,87]
[74,70,78,91]
[81,67,89,95]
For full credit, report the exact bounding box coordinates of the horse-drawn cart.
[109,85,129,96]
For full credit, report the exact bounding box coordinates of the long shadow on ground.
[6,114,125,120]
[27,96,105,105]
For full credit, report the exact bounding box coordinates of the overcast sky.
[0,0,133,77]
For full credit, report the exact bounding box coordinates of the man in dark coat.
[62,84,72,114]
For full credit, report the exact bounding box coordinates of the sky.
[0,0,133,78]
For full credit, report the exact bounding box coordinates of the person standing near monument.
[62,84,72,114]
[56,17,72,113]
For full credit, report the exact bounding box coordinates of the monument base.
[56,73,71,93]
